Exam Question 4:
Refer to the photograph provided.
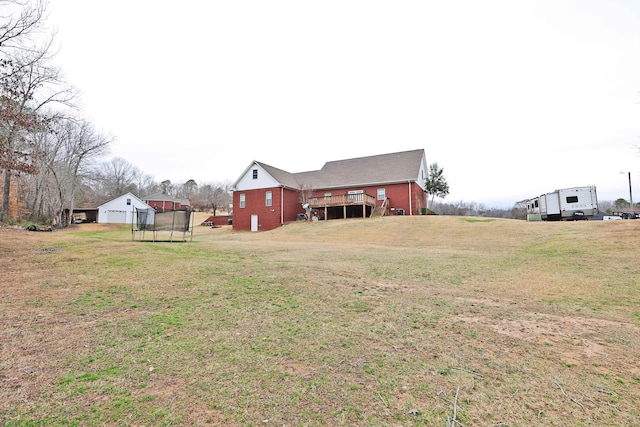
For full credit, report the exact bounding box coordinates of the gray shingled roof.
[143,192,190,205]
[255,163,300,189]
[257,149,425,190]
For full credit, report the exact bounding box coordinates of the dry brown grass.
[1,216,639,426]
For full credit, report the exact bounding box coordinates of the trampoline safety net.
[133,208,193,242]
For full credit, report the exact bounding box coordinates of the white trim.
[280,187,284,226]
[234,162,280,190]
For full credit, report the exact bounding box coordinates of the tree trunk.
[1,170,11,222]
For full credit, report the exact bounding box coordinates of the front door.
[250,214,258,232]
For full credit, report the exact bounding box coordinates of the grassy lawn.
[1,216,639,426]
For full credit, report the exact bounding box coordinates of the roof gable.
[97,192,152,210]
[234,161,295,191]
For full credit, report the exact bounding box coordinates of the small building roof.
[96,192,151,209]
[143,192,190,206]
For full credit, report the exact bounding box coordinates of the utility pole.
[621,172,633,214]
[629,172,634,214]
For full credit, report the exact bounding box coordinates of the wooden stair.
[370,198,389,217]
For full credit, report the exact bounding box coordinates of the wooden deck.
[307,193,378,220]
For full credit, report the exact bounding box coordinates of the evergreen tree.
[425,162,449,209]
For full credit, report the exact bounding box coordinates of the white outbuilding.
[96,192,153,224]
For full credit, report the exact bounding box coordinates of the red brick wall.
[145,200,191,212]
[412,181,427,214]
[384,182,427,215]
[233,182,427,231]
[282,187,304,223]
[232,187,304,231]
[201,215,232,226]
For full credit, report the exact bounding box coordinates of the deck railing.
[308,193,377,208]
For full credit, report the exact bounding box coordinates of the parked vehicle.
[527,186,598,221]
[620,212,639,220]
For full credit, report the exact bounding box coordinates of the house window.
[324,192,331,197]
[126,198,131,206]
[377,188,386,201]
[252,169,258,179]
[265,191,272,207]
[239,193,246,208]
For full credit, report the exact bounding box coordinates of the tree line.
[0,1,231,226]
[78,158,233,217]
[423,163,633,219]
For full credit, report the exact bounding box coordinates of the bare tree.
[53,119,110,226]
[510,201,527,220]
[23,117,110,226]
[180,179,197,199]
[1,3,74,221]
[160,179,172,195]
[598,199,613,214]
[297,183,314,220]
[192,180,231,214]
[132,170,156,198]
[0,1,46,50]
[93,157,139,199]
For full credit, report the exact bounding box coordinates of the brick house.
[232,149,428,231]
[143,193,190,212]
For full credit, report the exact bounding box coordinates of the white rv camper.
[525,196,541,221]
[528,186,598,221]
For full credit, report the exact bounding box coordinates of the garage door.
[106,210,127,223]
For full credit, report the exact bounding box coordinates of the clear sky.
[45,0,640,207]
